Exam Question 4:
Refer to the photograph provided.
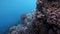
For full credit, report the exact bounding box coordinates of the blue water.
[0,0,36,34]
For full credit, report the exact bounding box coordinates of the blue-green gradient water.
[0,0,36,34]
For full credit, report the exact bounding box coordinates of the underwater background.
[0,0,36,34]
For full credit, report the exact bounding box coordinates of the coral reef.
[8,0,60,34]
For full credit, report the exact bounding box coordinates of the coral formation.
[8,0,60,34]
